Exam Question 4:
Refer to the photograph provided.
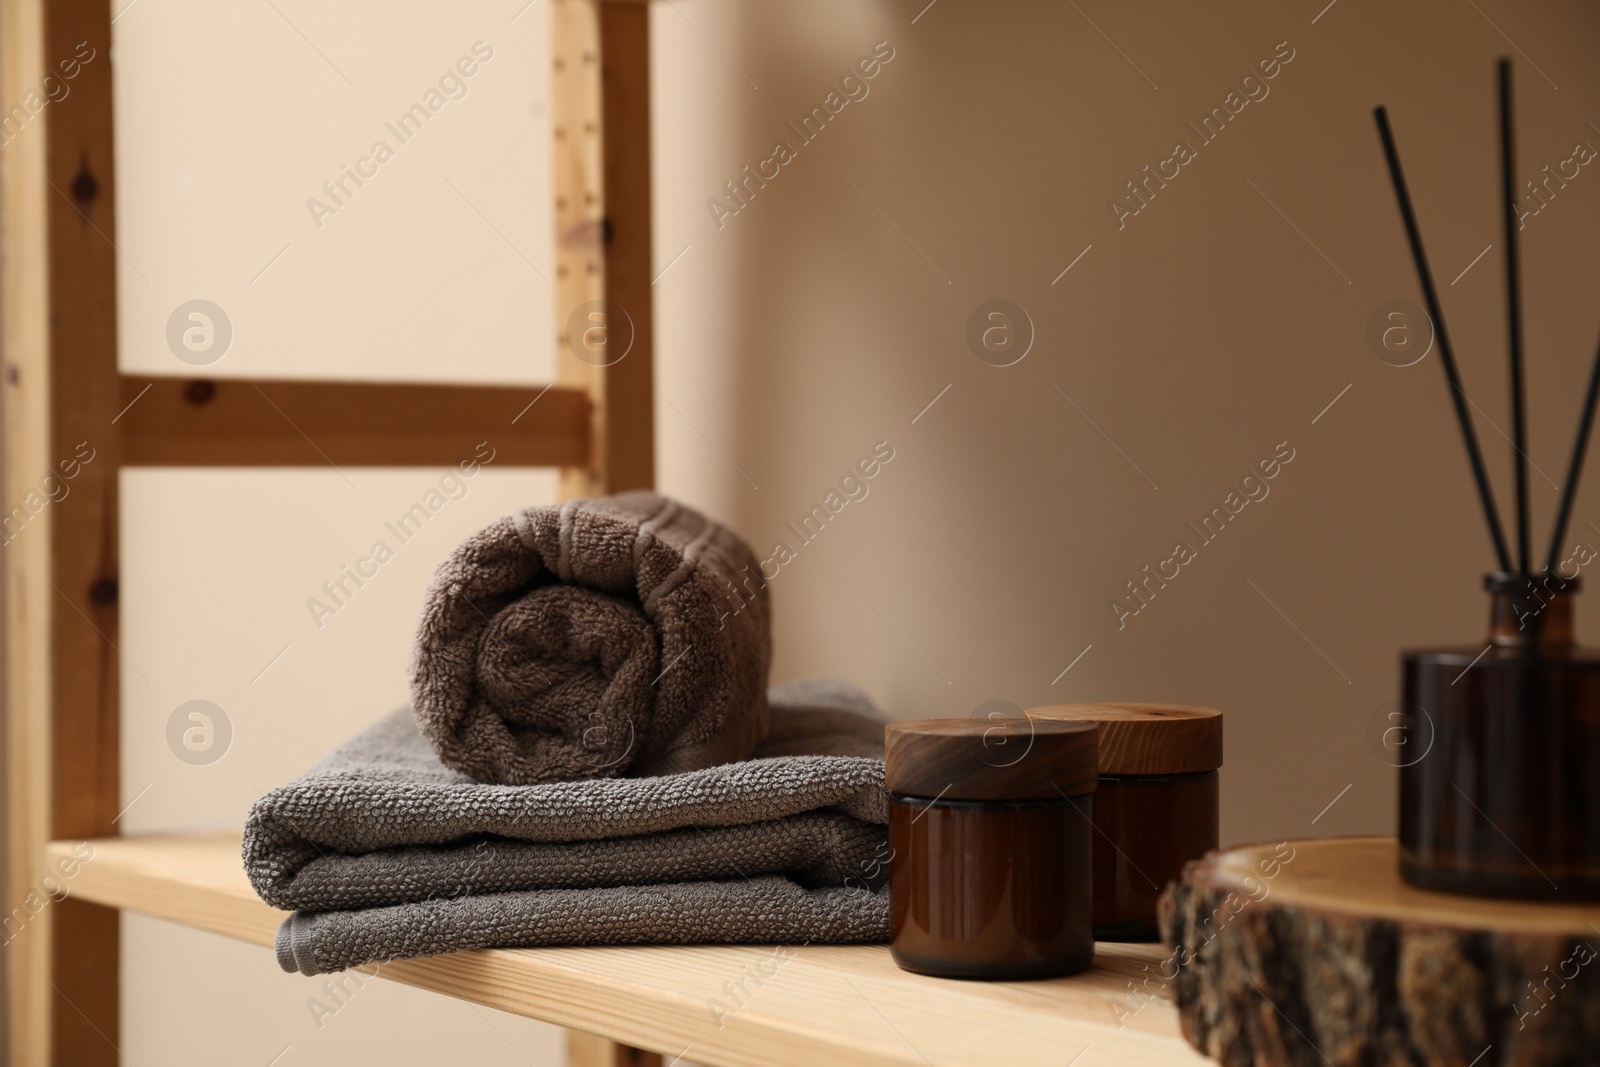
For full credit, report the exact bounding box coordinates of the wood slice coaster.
[1159,837,1600,1067]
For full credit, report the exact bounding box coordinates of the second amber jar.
[1027,703,1222,941]
[885,718,1098,980]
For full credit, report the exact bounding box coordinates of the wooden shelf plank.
[49,833,1203,1067]
[117,377,590,468]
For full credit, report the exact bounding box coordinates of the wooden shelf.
[49,833,1204,1067]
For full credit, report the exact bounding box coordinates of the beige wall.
[107,0,1600,1062]
[652,0,1600,849]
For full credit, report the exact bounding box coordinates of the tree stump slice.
[1158,837,1600,1067]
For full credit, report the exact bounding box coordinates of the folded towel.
[276,879,888,977]
[409,492,772,785]
[243,680,891,975]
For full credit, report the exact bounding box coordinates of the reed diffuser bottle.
[1400,574,1600,899]
[1377,61,1600,900]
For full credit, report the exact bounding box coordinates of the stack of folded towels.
[244,493,890,975]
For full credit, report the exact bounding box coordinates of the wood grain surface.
[1027,703,1223,775]
[885,718,1098,800]
[1161,836,1600,1066]
[49,832,1205,1067]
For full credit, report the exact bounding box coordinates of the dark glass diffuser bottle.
[1400,572,1600,900]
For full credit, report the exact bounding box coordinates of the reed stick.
[1374,106,1514,574]
[1500,60,1531,575]
[1544,333,1600,574]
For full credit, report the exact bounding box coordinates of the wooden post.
[553,0,611,501]
[2,0,121,1063]
[554,0,654,500]
[567,1030,665,1067]
[596,0,654,494]
[0,0,53,1058]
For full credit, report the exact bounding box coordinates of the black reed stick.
[1374,106,1515,574]
[1500,60,1531,575]
[1544,332,1600,573]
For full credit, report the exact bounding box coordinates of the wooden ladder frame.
[0,1,656,1062]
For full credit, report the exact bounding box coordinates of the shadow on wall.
[652,0,1600,846]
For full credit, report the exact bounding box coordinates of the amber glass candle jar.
[885,718,1097,980]
[1026,703,1222,941]
[1400,573,1600,900]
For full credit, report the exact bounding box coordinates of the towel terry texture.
[409,492,772,785]
[244,679,891,975]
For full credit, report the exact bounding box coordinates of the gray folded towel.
[275,880,887,977]
[409,492,772,785]
[243,680,891,975]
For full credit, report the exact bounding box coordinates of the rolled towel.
[410,492,771,784]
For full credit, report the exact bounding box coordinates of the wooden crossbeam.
[117,377,591,469]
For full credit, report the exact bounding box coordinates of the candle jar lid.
[1025,703,1222,775]
[884,718,1098,801]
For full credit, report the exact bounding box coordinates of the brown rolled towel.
[409,492,771,784]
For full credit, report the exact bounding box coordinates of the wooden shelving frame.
[1,0,653,1062]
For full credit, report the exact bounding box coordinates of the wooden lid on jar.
[884,718,1098,801]
[1025,703,1222,775]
